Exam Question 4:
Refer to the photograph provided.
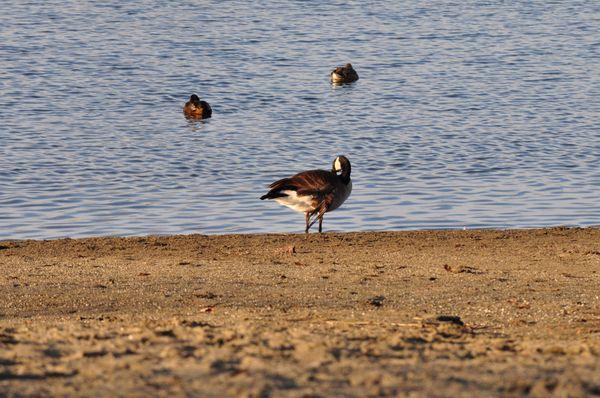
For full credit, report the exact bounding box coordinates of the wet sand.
[1,227,599,397]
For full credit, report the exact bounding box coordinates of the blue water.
[1,1,599,239]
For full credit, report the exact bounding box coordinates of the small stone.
[368,295,385,307]
[436,315,464,325]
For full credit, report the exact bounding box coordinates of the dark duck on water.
[330,63,359,84]
[183,94,212,119]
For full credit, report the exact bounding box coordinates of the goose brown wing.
[292,170,336,197]
[291,170,339,212]
[261,169,337,203]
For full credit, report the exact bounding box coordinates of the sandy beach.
[0,227,599,397]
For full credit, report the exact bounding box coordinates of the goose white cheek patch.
[334,158,342,172]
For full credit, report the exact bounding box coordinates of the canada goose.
[183,94,212,119]
[260,156,352,233]
[330,63,359,84]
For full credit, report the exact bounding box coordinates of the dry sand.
[0,227,599,397]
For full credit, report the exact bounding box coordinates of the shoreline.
[1,227,599,396]
[2,223,599,243]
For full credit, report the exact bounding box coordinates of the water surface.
[1,1,599,239]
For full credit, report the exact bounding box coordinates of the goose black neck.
[339,167,351,184]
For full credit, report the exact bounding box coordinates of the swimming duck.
[183,94,212,119]
[330,63,359,84]
[260,156,352,233]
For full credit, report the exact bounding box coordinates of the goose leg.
[305,212,310,233]
[307,206,327,234]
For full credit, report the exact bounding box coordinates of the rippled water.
[1,1,599,239]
